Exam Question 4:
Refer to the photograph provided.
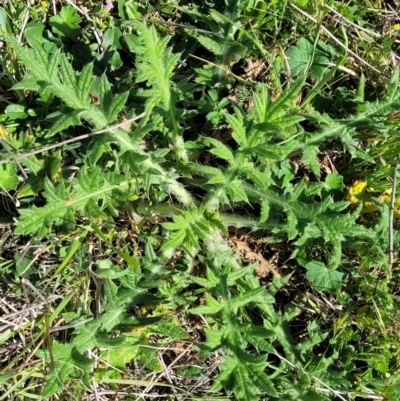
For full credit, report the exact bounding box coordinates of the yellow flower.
[41,1,47,7]
[394,23,400,31]
[346,180,367,203]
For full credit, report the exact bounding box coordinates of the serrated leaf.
[325,172,344,190]
[196,35,223,55]
[203,327,224,350]
[231,287,265,309]
[224,107,247,147]
[266,77,304,120]
[253,84,268,123]
[15,170,135,237]
[76,63,93,105]
[47,109,81,137]
[242,333,275,353]
[191,276,216,289]
[227,179,248,203]
[260,200,270,223]
[161,229,186,250]
[59,53,77,92]
[207,137,235,164]
[302,145,320,178]
[247,363,278,397]
[286,209,298,240]
[235,362,258,401]
[39,340,92,397]
[106,91,129,123]
[48,50,62,81]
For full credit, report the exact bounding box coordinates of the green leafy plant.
[2,1,400,400]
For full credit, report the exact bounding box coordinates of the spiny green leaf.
[196,35,224,55]
[161,229,186,250]
[267,77,304,120]
[227,179,248,203]
[286,209,298,240]
[47,109,81,137]
[48,50,62,81]
[260,199,270,223]
[302,145,320,177]
[59,53,77,93]
[15,170,136,237]
[235,362,258,401]
[224,107,247,147]
[230,287,265,309]
[106,91,129,124]
[207,137,235,164]
[76,63,93,106]
[253,84,269,124]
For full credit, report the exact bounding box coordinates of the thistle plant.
[2,11,400,400]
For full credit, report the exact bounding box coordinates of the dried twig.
[0,113,146,166]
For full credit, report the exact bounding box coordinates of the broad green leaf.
[102,26,122,50]
[286,38,336,81]
[49,5,82,38]
[305,260,344,292]
[325,172,344,190]
[4,104,27,119]
[0,163,19,191]
[24,23,47,47]
[12,77,40,91]
[0,7,12,34]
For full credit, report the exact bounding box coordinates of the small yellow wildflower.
[41,1,47,7]
[346,181,400,218]
[394,23,400,31]
[346,180,367,203]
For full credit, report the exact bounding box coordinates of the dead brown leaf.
[229,238,280,278]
